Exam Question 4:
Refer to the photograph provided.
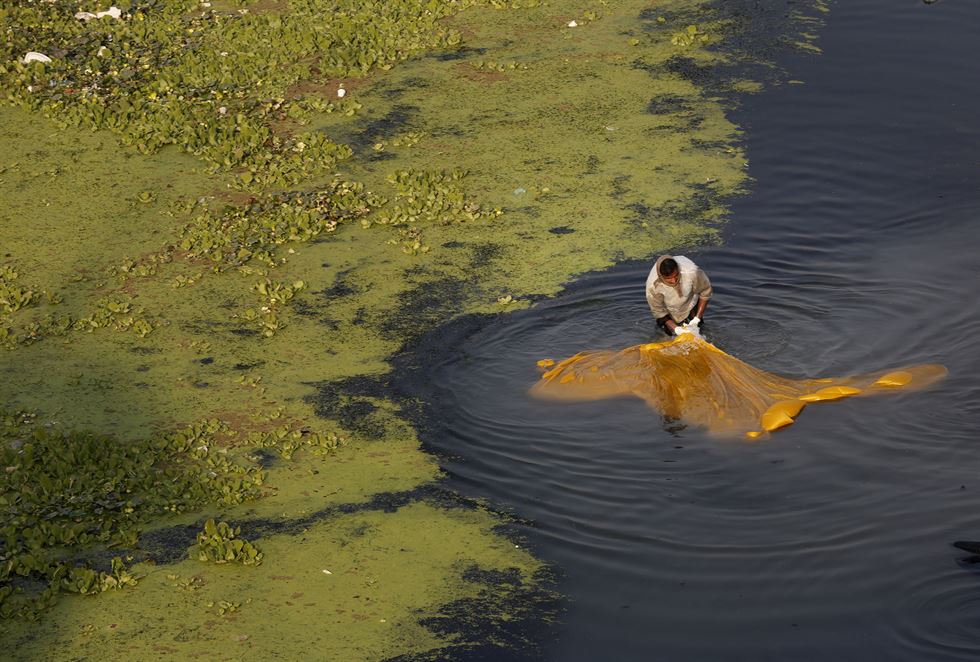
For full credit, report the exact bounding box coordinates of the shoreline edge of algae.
[0,0,828,658]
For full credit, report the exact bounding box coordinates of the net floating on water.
[531,334,946,439]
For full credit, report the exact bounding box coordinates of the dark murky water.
[407,1,980,659]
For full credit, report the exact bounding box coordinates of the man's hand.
[674,325,691,336]
[688,316,700,328]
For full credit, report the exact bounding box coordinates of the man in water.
[645,255,712,335]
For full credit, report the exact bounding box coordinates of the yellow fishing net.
[532,334,946,438]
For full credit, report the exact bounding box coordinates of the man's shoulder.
[645,266,660,289]
[674,255,699,271]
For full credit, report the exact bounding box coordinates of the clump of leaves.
[0,414,264,618]
[239,278,306,337]
[57,557,138,596]
[72,297,156,337]
[372,130,426,152]
[246,425,343,460]
[251,278,305,306]
[190,519,263,566]
[671,24,710,47]
[177,178,376,267]
[0,266,39,315]
[470,60,528,72]
[376,168,501,227]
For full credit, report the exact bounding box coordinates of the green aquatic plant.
[74,297,157,338]
[0,266,39,315]
[59,557,139,595]
[210,598,245,616]
[471,60,529,72]
[190,519,263,566]
[377,168,501,227]
[0,0,517,195]
[251,278,306,306]
[372,130,426,152]
[177,178,376,267]
[0,556,137,620]
[671,24,710,47]
[245,425,343,460]
[0,413,265,618]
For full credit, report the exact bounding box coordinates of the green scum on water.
[0,0,828,658]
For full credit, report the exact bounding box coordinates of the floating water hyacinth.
[532,334,946,438]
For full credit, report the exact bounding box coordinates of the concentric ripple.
[402,0,980,659]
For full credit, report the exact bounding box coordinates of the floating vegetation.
[671,24,711,47]
[0,266,157,347]
[167,573,205,591]
[0,0,834,653]
[177,179,377,267]
[376,168,501,227]
[245,425,343,461]
[190,519,263,566]
[372,129,426,152]
[73,297,156,338]
[0,266,39,315]
[106,252,174,280]
[470,60,529,72]
[251,278,305,306]
[209,598,247,616]
[0,0,517,194]
[240,307,286,337]
[0,414,265,618]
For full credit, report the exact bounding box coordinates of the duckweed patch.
[0,410,346,617]
[0,0,829,655]
[383,564,563,662]
[0,0,543,192]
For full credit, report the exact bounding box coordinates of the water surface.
[405,1,980,659]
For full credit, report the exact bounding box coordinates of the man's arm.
[694,269,712,300]
[694,270,712,318]
[646,288,668,320]
[648,289,683,332]
[695,297,708,319]
[687,269,711,324]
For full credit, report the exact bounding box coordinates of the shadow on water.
[392,0,980,660]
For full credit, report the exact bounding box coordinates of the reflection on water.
[402,0,980,660]
[532,334,946,437]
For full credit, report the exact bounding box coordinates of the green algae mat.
[0,0,826,658]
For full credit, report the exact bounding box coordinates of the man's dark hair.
[659,257,678,277]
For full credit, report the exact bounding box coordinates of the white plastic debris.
[22,52,52,64]
[78,7,122,20]
[336,86,346,98]
[218,106,227,115]
[321,569,332,575]
[567,20,578,28]
[97,46,108,57]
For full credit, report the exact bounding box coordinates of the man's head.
[658,257,679,285]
